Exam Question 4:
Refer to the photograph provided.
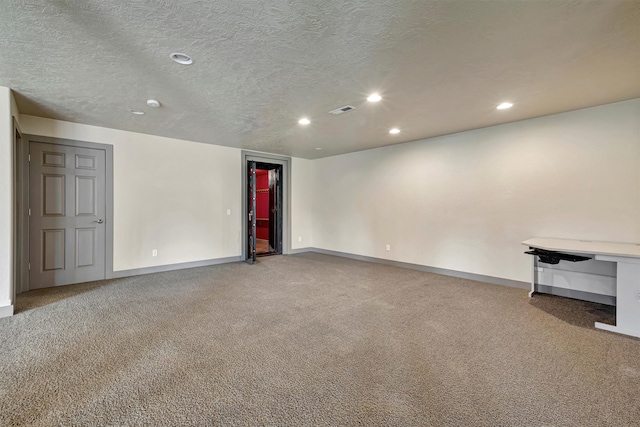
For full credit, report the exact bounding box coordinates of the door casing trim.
[19,135,114,293]
[12,118,23,301]
[241,151,291,261]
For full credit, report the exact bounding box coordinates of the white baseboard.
[0,304,14,318]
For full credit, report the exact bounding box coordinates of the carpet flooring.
[1,253,639,426]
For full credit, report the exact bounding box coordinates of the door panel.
[42,229,65,271]
[247,161,257,264]
[268,169,276,252]
[76,228,96,267]
[75,154,96,170]
[29,142,106,289]
[275,167,282,253]
[267,167,283,254]
[75,176,96,215]
[43,174,65,216]
[43,151,65,167]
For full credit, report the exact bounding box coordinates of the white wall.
[0,87,20,315]
[311,99,640,282]
[10,92,20,130]
[8,98,640,297]
[0,87,12,312]
[19,116,243,272]
[291,158,315,249]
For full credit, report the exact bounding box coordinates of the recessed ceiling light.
[129,109,145,115]
[389,128,400,134]
[315,147,323,150]
[146,99,161,108]
[496,102,513,110]
[367,93,382,103]
[298,118,310,125]
[170,52,193,65]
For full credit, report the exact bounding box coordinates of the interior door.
[29,142,106,289]
[247,161,257,264]
[269,167,282,254]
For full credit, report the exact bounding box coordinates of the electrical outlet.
[226,209,231,216]
[385,244,391,251]
[152,249,157,257]
[298,236,302,242]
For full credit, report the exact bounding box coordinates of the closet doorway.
[242,152,291,264]
[248,162,282,261]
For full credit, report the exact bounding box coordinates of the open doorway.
[242,152,290,264]
[248,162,283,262]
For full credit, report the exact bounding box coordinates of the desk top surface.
[522,237,640,259]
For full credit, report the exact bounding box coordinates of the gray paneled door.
[29,142,106,289]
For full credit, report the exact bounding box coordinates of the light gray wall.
[7,97,640,302]
[291,158,314,249]
[18,115,243,272]
[16,115,311,275]
[310,99,640,283]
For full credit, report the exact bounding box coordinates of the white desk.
[523,237,640,339]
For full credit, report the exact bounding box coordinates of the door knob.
[94,219,104,224]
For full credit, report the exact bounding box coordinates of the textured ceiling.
[1,0,639,159]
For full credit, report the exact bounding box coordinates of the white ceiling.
[1,0,639,159]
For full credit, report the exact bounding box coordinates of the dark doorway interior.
[247,161,283,262]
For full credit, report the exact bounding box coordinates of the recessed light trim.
[298,118,311,125]
[129,109,145,115]
[146,99,161,108]
[315,147,323,150]
[496,102,513,110]
[389,128,400,134]
[170,52,193,65]
[367,93,382,103]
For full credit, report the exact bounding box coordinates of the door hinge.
[28,208,31,216]
[28,153,31,162]
[28,263,31,271]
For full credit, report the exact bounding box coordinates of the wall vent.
[328,105,356,115]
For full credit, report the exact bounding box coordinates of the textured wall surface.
[0,0,639,159]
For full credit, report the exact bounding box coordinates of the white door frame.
[17,135,114,293]
[12,118,23,300]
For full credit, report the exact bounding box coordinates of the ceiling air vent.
[328,105,356,115]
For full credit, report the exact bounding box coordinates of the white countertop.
[522,237,640,259]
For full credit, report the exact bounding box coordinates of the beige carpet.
[1,253,638,426]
